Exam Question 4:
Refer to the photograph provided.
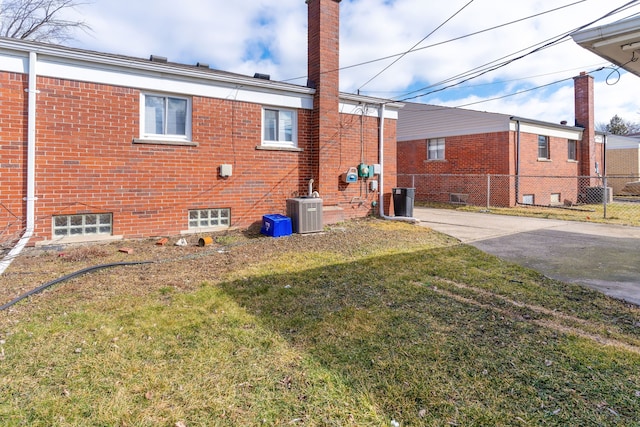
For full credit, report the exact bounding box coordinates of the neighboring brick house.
[0,0,401,248]
[604,134,640,195]
[397,72,604,207]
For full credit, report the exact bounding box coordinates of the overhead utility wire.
[401,64,608,113]
[282,0,586,83]
[361,62,609,95]
[393,0,640,103]
[396,36,574,100]
[454,76,580,108]
[356,0,475,92]
[401,0,638,98]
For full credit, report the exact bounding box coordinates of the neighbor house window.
[262,108,297,147]
[538,135,550,159]
[427,138,445,160]
[188,208,230,229]
[53,214,112,237]
[522,195,534,205]
[568,139,577,161]
[141,93,191,140]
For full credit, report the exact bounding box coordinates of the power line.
[359,62,610,96]
[282,0,587,84]
[395,36,574,101]
[454,76,578,109]
[356,0,475,92]
[397,66,607,113]
[393,0,640,103]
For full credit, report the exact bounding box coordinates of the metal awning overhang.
[572,15,640,78]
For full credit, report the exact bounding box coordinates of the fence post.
[487,174,491,210]
[603,176,607,219]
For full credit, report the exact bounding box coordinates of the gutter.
[378,103,418,223]
[0,37,314,96]
[0,51,37,275]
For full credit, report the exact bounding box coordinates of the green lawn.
[422,201,640,227]
[1,220,639,426]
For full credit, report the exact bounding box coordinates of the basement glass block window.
[188,208,230,229]
[53,214,112,237]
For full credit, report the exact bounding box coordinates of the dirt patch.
[0,219,452,314]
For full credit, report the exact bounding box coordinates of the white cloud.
[62,0,640,124]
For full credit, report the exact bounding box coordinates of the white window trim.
[538,135,550,160]
[568,139,577,161]
[138,92,192,143]
[427,138,445,160]
[261,107,298,148]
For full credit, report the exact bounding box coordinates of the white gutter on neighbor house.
[378,103,418,223]
[0,51,37,275]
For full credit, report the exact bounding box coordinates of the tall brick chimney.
[307,0,341,200]
[574,71,596,178]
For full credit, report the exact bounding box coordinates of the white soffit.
[572,16,640,78]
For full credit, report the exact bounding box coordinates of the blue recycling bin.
[260,214,292,237]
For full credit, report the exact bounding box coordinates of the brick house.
[397,72,604,207]
[605,134,640,195]
[0,0,401,250]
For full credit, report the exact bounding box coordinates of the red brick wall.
[517,133,579,176]
[0,72,27,241]
[1,0,396,244]
[516,132,580,204]
[397,131,512,206]
[398,131,512,176]
[1,73,393,243]
[398,129,583,206]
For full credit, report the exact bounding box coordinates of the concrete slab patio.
[413,207,640,306]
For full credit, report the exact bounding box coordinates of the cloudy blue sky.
[63,0,640,126]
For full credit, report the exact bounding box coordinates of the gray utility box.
[286,198,323,233]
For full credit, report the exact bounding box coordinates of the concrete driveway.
[412,207,640,306]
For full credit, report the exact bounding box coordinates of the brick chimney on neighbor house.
[574,71,597,178]
[307,0,341,200]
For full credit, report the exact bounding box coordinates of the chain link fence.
[398,174,640,226]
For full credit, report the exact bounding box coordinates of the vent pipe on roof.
[196,62,209,68]
[149,55,167,63]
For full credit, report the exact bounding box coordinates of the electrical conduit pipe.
[378,103,418,223]
[0,51,38,275]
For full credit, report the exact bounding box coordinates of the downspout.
[378,103,418,223]
[515,119,521,204]
[0,51,37,275]
[602,133,607,177]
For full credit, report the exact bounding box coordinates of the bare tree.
[0,0,90,43]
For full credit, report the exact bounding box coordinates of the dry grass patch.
[1,219,639,426]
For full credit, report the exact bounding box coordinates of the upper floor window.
[427,138,445,160]
[262,107,297,148]
[141,93,191,141]
[538,135,550,160]
[568,139,577,161]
